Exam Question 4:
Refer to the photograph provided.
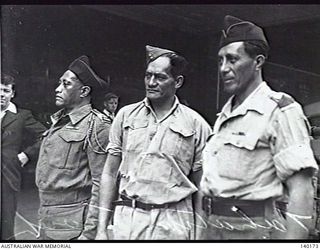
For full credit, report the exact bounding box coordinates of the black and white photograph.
[1,4,320,243]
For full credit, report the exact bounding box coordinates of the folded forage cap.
[146,45,176,64]
[68,55,109,90]
[219,15,269,50]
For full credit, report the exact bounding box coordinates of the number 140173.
[301,244,319,248]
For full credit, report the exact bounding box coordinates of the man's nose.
[55,84,62,93]
[219,60,230,74]
[147,75,157,87]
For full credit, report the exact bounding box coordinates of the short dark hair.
[243,41,269,59]
[104,92,119,102]
[164,53,188,78]
[1,73,15,90]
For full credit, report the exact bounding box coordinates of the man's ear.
[80,86,91,97]
[175,75,184,89]
[255,55,266,70]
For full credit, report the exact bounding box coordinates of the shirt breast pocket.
[50,131,86,170]
[218,132,261,181]
[165,123,195,165]
[123,119,149,152]
[225,132,259,151]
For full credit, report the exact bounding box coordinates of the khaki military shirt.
[200,82,318,200]
[36,104,110,238]
[107,97,212,204]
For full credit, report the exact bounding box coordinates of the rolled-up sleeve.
[271,102,318,181]
[106,108,125,156]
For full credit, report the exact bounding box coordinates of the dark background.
[2,4,320,125]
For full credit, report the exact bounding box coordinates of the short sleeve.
[271,102,318,181]
[192,114,212,172]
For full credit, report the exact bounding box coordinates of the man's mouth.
[147,89,158,93]
[223,78,234,83]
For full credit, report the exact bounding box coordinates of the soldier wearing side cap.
[199,15,318,239]
[35,56,111,240]
[95,45,211,240]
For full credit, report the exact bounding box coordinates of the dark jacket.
[1,108,47,191]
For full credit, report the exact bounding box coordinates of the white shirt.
[1,102,17,120]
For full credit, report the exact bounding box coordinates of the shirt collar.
[103,109,114,117]
[220,82,271,118]
[4,102,17,114]
[51,104,92,125]
[143,96,180,121]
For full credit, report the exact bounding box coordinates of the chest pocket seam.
[168,122,195,167]
[123,119,149,152]
[224,132,260,151]
[169,123,195,138]
[58,130,86,142]
[123,118,149,130]
[52,130,86,170]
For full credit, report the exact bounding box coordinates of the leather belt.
[202,196,272,217]
[113,194,177,211]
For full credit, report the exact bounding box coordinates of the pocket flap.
[169,122,195,137]
[224,132,259,150]
[124,119,148,129]
[46,229,82,240]
[59,130,86,142]
[43,205,85,240]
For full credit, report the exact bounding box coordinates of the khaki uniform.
[200,82,318,239]
[107,97,211,239]
[36,104,110,240]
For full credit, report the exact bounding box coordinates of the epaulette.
[91,109,112,124]
[269,93,295,109]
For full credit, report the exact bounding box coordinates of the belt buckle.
[203,196,212,216]
[132,199,136,209]
[149,204,156,210]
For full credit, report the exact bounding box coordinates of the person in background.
[1,73,46,240]
[199,15,318,239]
[95,45,211,240]
[35,55,110,240]
[102,92,119,123]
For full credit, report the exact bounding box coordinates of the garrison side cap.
[68,55,109,90]
[219,15,269,50]
[145,45,176,64]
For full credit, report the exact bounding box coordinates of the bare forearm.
[96,154,121,238]
[96,172,118,233]
[190,170,204,240]
[285,169,315,239]
[286,188,314,238]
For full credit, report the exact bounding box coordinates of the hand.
[77,234,90,240]
[95,230,109,240]
[17,152,29,167]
